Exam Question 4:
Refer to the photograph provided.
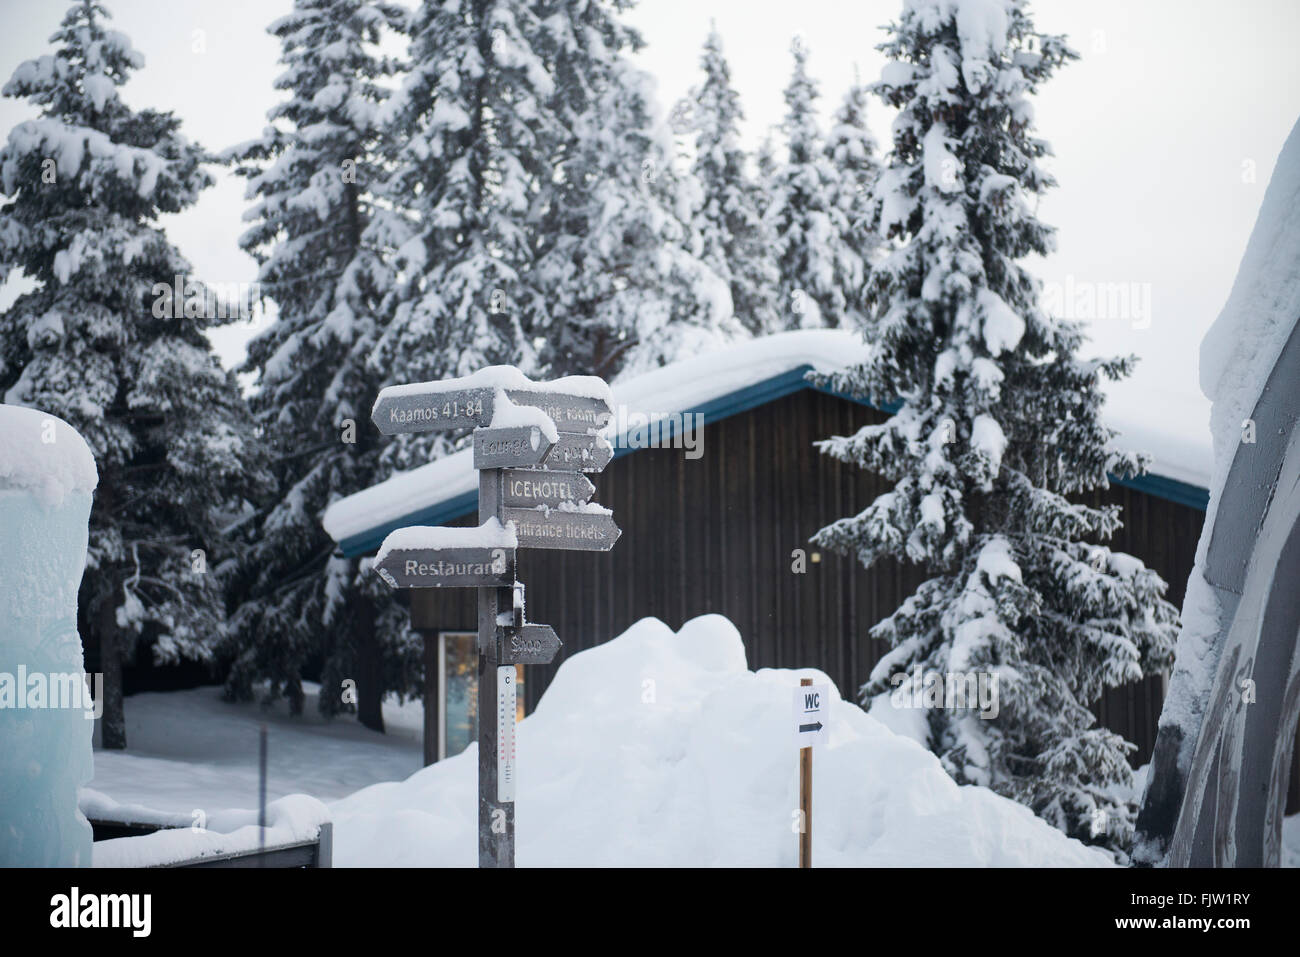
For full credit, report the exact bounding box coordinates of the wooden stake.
[799,677,812,868]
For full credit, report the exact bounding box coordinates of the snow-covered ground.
[86,615,1107,867]
[90,682,425,814]
[86,613,1300,867]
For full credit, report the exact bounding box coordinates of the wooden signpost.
[369,369,619,868]
[793,678,828,869]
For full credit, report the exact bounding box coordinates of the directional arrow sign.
[504,390,613,432]
[793,683,830,749]
[498,623,562,665]
[372,377,611,437]
[524,431,613,473]
[374,545,515,589]
[474,426,554,470]
[502,507,621,551]
[501,469,596,509]
[372,387,493,435]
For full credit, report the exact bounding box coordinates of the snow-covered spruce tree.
[765,38,863,331]
[823,75,882,325]
[366,0,554,473]
[0,0,267,748]
[678,26,779,338]
[529,3,736,379]
[223,0,413,730]
[810,0,1178,856]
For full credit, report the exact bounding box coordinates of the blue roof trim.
[1111,472,1210,512]
[338,487,479,557]
[339,364,1208,556]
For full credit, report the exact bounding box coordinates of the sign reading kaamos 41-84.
[373,387,494,434]
[372,370,613,437]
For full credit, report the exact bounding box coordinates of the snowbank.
[0,404,98,506]
[329,615,1113,867]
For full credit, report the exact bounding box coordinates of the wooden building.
[324,331,1217,778]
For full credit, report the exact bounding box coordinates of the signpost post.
[793,678,828,868]
[369,369,618,868]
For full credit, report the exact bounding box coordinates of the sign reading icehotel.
[501,470,596,509]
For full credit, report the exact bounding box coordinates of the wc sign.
[793,682,830,748]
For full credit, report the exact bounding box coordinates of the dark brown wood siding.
[408,388,1205,767]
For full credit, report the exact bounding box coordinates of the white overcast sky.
[2,0,1299,454]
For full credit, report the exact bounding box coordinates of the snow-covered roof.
[323,329,1212,557]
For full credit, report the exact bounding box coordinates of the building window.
[437,631,525,761]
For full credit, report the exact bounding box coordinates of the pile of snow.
[329,615,1112,867]
[91,793,330,868]
[0,404,98,506]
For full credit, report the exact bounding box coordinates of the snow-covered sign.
[473,426,555,470]
[525,431,613,473]
[505,390,613,432]
[501,505,621,551]
[375,546,516,590]
[373,521,517,589]
[793,684,829,749]
[373,386,494,435]
[370,366,613,437]
[499,624,562,665]
[501,469,596,509]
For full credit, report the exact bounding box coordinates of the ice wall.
[0,405,98,866]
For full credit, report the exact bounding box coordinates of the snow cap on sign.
[374,517,518,565]
[487,392,559,443]
[373,365,614,412]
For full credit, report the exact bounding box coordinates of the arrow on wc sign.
[793,683,829,748]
